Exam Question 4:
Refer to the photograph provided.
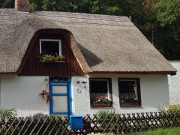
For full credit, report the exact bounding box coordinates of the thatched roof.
[0,9,176,74]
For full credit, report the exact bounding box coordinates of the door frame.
[49,77,72,116]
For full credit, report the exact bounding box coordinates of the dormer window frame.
[40,39,62,56]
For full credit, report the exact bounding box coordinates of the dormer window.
[39,39,64,63]
[40,39,62,56]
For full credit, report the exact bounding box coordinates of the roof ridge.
[31,11,129,22]
[32,10,127,17]
[35,16,132,27]
[36,14,129,22]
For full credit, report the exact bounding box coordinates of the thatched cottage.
[0,0,176,116]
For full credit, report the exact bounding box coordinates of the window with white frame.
[118,78,141,107]
[90,78,112,107]
[40,39,62,56]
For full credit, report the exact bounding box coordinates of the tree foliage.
[0,0,14,8]
[153,0,180,27]
[0,0,180,59]
[152,0,180,59]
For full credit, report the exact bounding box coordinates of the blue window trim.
[49,77,72,117]
[49,81,70,83]
[68,77,72,116]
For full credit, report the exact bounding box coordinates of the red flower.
[99,98,101,100]
[101,96,103,98]
[43,90,46,93]
[48,92,50,95]
[44,91,47,93]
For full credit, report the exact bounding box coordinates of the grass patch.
[132,127,180,135]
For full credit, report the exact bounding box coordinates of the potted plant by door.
[41,90,51,103]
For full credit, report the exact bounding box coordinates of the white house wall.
[0,74,169,116]
[72,74,169,116]
[168,61,180,104]
[0,75,49,117]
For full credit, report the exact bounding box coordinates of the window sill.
[120,102,141,107]
[91,102,112,108]
[39,61,65,64]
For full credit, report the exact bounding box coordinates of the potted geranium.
[39,52,65,63]
[91,94,112,107]
[41,90,51,103]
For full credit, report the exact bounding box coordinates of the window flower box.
[92,102,112,107]
[39,52,65,63]
[120,98,140,107]
[120,102,140,107]
[39,61,65,64]
[91,95,112,107]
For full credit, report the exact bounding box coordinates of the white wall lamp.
[44,76,49,89]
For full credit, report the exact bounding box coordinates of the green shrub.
[98,110,116,117]
[97,110,118,132]
[169,104,180,112]
[0,108,17,119]
[158,104,180,112]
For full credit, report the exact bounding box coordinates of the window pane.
[90,80,108,98]
[52,86,67,94]
[41,41,59,56]
[119,80,138,101]
[91,80,108,93]
[53,96,68,112]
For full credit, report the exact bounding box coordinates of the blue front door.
[49,81,71,115]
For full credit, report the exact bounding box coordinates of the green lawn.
[132,127,180,135]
